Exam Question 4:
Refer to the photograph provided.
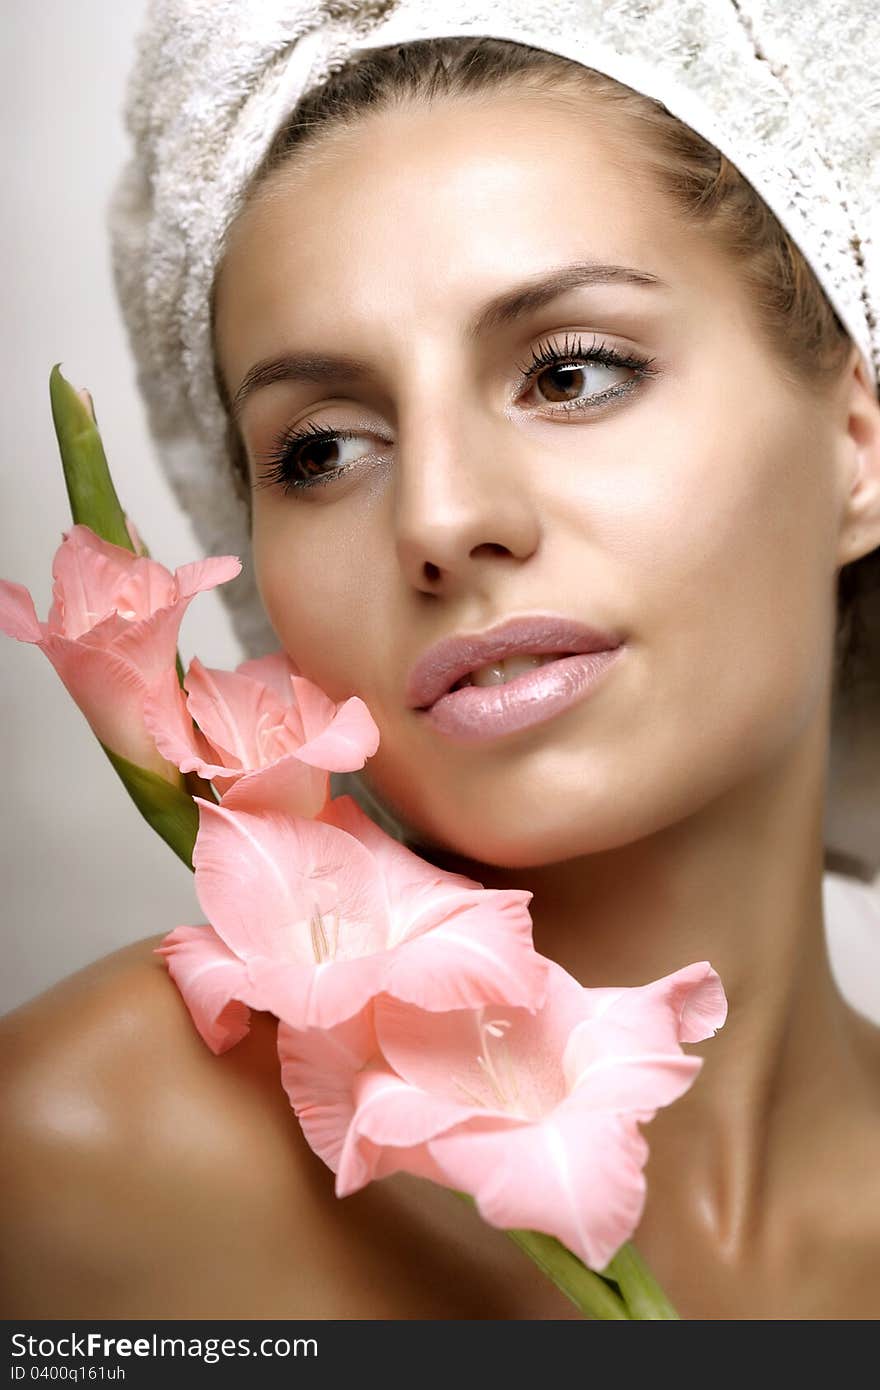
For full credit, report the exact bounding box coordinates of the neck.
[414,699,873,1259]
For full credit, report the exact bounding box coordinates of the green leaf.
[49,364,133,551]
[100,743,199,871]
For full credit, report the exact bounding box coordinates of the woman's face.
[213,92,852,867]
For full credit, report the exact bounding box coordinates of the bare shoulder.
[0,937,338,1317]
[0,933,291,1161]
[0,940,577,1319]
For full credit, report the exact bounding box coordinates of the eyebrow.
[229,260,669,422]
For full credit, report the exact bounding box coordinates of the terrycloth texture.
[107,0,880,873]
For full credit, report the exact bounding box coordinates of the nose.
[392,399,541,595]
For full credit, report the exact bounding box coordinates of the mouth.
[406,615,624,712]
[445,651,574,694]
[417,648,626,743]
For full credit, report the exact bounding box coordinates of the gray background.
[2,1,242,1014]
[2,1,878,1021]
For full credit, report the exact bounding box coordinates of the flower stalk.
[504,1227,632,1319]
[101,744,199,870]
[49,364,133,552]
[602,1241,680,1319]
[40,366,230,860]
[454,1191,676,1319]
[1,371,722,1323]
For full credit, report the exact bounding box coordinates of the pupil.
[300,439,339,477]
[540,364,584,403]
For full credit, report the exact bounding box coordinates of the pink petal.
[113,558,180,624]
[125,515,148,555]
[427,1103,650,1272]
[318,795,504,950]
[173,555,242,598]
[236,650,302,699]
[563,1033,703,1112]
[335,1129,448,1198]
[246,950,388,1031]
[143,668,224,778]
[51,525,177,636]
[374,977,574,1114]
[218,755,329,817]
[76,610,136,648]
[247,898,545,1033]
[0,579,43,642]
[192,800,392,964]
[319,797,545,1010]
[349,1063,507,1148]
[383,890,546,1013]
[277,1009,379,1172]
[180,658,276,770]
[39,633,178,781]
[319,794,484,894]
[294,694,381,771]
[661,961,728,1042]
[156,924,256,1053]
[561,963,723,1105]
[333,1133,386,1195]
[570,961,727,1055]
[108,601,202,682]
[289,675,338,730]
[286,678,381,768]
[279,1009,450,1190]
[174,659,370,785]
[336,1067,466,1197]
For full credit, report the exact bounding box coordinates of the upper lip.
[406,613,624,710]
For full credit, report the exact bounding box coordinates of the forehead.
[214,92,730,368]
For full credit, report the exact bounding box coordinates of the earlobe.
[837,350,880,568]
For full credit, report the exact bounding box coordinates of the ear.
[836,347,880,567]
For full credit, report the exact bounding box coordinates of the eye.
[516,331,658,416]
[253,332,659,496]
[253,420,384,496]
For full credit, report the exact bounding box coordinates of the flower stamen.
[310,905,330,963]
[474,1015,523,1114]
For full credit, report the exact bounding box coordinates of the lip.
[419,648,625,743]
[405,613,624,711]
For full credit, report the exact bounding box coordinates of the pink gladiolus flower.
[277,958,728,1271]
[157,793,546,1035]
[0,525,241,781]
[144,651,379,815]
[156,922,254,1052]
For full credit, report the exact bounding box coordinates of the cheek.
[252,506,387,701]
[604,406,838,763]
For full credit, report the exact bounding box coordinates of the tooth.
[466,653,558,688]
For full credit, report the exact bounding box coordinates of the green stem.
[50,366,211,836]
[452,1191,631,1320]
[50,364,133,551]
[101,743,199,870]
[505,1227,632,1320]
[602,1242,680,1319]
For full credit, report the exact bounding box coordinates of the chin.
[369,772,673,871]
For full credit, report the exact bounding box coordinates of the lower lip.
[418,648,625,743]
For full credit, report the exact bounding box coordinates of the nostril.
[471,542,511,559]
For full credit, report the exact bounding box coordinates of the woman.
[2,8,880,1318]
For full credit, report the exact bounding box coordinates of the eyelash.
[254,332,659,495]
